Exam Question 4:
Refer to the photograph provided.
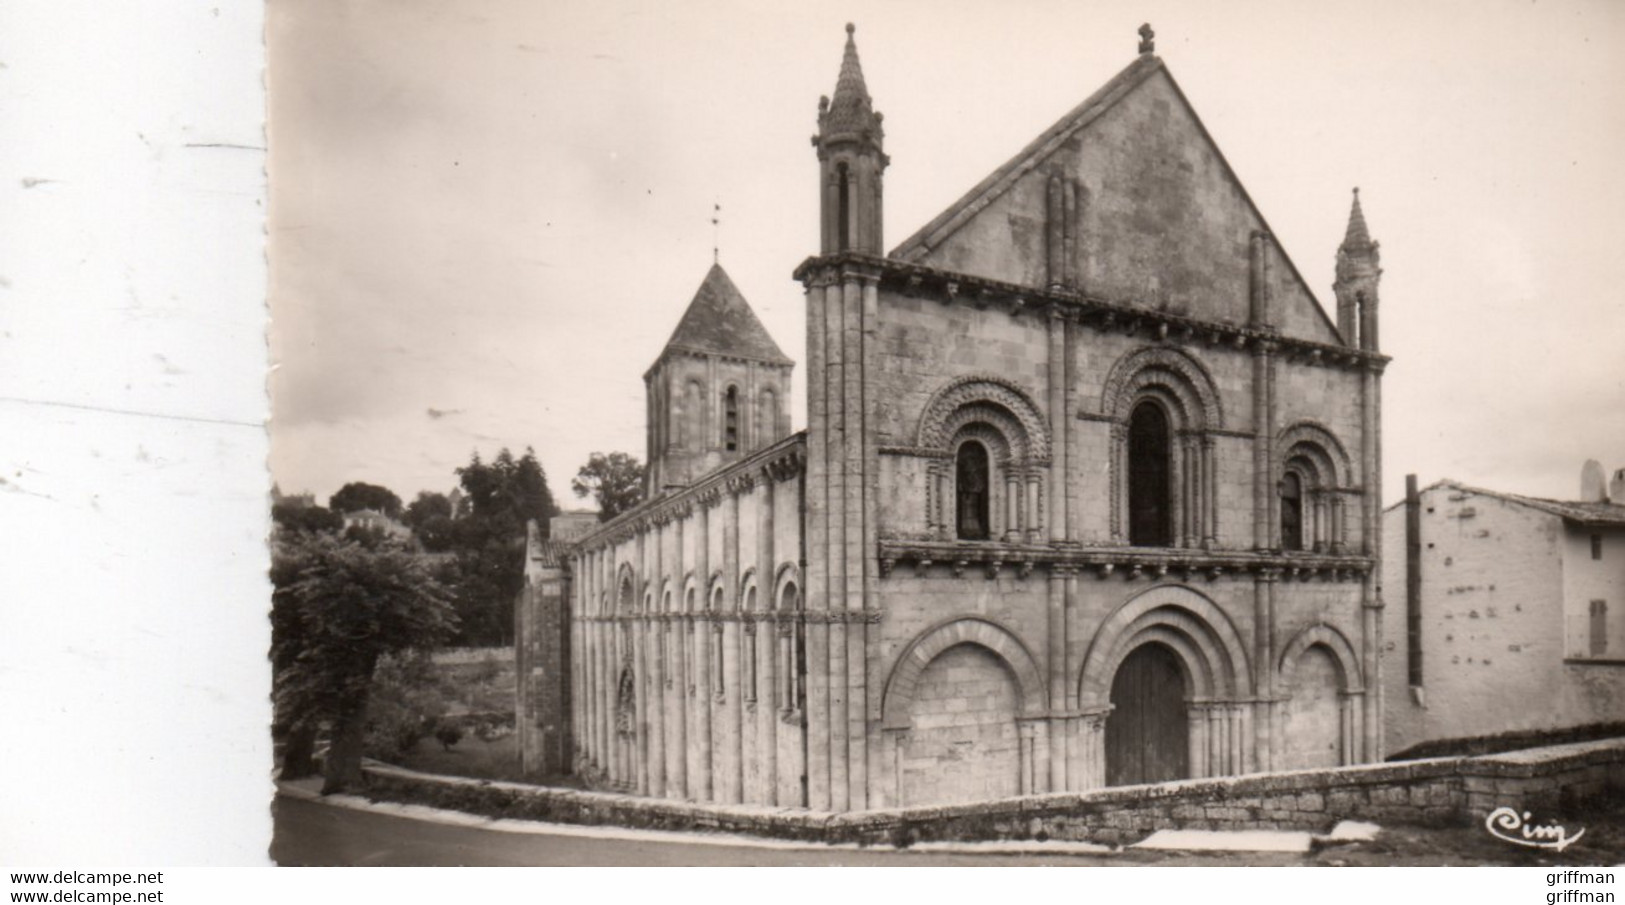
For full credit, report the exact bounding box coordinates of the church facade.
[517,24,1390,812]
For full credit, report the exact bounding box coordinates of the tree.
[442,447,558,646]
[572,451,646,521]
[271,501,344,535]
[402,491,451,530]
[402,492,457,552]
[271,531,456,793]
[328,481,403,519]
[456,448,555,531]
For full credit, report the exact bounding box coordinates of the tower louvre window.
[724,386,739,451]
[1593,534,1603,560]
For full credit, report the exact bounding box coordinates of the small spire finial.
[846,22,855,36]
[1138,23,1155,55]
[711,202,721,264]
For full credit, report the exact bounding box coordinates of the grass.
[390,732,524,782]
[381,731,588,791]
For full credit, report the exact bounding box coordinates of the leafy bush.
[471,651,503,685]
[434,722,465,751]
[363,652,449,759]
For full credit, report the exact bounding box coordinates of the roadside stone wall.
[359,737,1625,847]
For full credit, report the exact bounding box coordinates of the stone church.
[517,24,1389,812]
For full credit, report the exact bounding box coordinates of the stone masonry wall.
[363,737,1625,847]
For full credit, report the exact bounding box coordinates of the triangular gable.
[891,56,1342,345]
[655,263,793,368]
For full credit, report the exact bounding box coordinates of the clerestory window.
[1127,401,1172,547]
[956,440,991,540]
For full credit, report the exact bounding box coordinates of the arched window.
[743,586,758,703]
[778,580,802,712]
[660,589,672,683]
[723,386,739,451]
[1281,471,1304,551]
[956,441,991,540]
[1128,401,1172,547]
[685,586,698,695]
[710,586,725,697]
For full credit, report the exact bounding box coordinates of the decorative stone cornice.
[878,444,955,459]
[589,607,885,627]
[569,433,807,556]
[877,538,1373,583]
[792,253,1388,372]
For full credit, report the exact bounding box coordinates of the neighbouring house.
[339,507,411,540]
[518,23,1389,810]
[1382,463,1625,756]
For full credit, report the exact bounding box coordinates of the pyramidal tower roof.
[652,263,792,369]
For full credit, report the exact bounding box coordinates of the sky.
[268,0,1625,510]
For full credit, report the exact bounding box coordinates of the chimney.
[1581,459,1607,503]
[1405,474,1423,691]
[1610,468,1624,505]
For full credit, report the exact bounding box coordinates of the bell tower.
[815,23,887,256]
[643,264,793,495]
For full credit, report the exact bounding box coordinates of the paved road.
[271,793,1231,867]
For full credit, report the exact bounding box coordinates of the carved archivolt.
[1276,420,1354,489]
[1277,623,1364,694]
[772,562,803,611]
[950,422,1013,464]
[1077,584,1253,705]
[916,375,1051,462]
[1099,345,1224,429]
[881,616,1047,728]
[616,563,637,612]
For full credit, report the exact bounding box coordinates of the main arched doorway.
[1106,642,1189,786]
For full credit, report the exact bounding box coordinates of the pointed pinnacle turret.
[819,23,883,141]
[1340,187,1374,252]
[1333,187,1382,351]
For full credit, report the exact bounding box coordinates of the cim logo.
[1485,806,1586,852]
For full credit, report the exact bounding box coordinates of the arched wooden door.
[1106,642,1189,786]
